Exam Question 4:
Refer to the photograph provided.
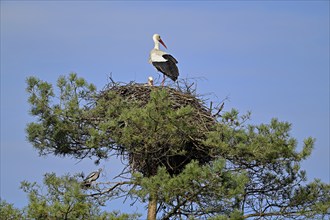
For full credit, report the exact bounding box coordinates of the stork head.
[153,33,167,49]
[148,76,154,86]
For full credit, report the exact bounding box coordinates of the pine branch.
[87,181,131,197]
[242,209,316,219]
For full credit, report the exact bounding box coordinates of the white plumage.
[149,49,168,62]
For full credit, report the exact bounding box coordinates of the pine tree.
[1,174,141,220]
[25,73,330,219]
[0,200,23,220]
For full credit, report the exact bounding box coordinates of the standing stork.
[149,34,179,86]
[82,168,102,188]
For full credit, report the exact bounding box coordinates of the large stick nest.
[98,81,220,177]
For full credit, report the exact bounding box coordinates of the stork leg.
[161,75,166,87]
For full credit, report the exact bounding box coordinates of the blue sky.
[1,1,329,216]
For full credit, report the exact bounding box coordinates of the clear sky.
[1,0,329,217]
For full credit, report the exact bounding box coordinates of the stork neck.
[154,41,160,50]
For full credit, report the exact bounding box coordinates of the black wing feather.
[152,54,179,81]
[163,54,178,64]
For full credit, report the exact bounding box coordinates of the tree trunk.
[147,193,157,220]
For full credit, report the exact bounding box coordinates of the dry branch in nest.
[97,80,220,177]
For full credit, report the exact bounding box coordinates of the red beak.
[159,38,167,49]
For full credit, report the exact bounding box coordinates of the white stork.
[83,168,102,188]
[147,76,154,86]
[149,34,179,86]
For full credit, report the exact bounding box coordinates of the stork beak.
[159,38,167,49]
